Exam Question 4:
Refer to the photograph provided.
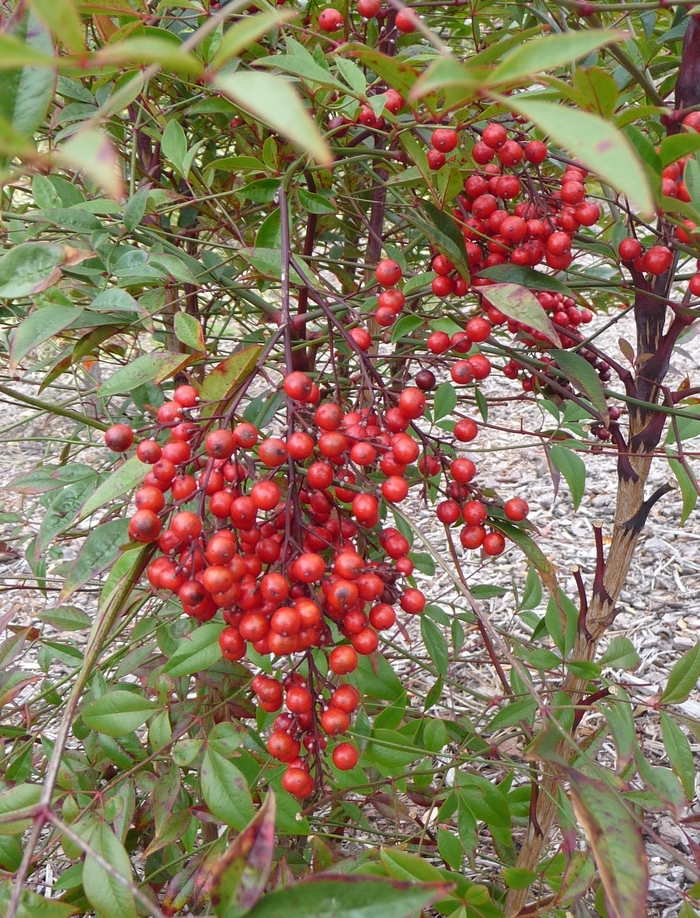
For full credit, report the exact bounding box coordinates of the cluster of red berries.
[450,128,601,276]
[258,672,361,798]
[436,494,528,554]
[105,365,512,794]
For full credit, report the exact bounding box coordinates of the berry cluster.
[104,357,518,795]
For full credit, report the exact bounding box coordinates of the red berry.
[332,742,359,770]
[395,7,418,31]
[375,258,402,286]
[504,497,529,521]
[104,424,134,452]
[318,8,343,30]
[432,128,458,153]
[482,531,506,556]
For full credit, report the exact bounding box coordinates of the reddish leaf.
[565,767,649,918]
[211,792,276,918]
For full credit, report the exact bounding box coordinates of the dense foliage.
[2,0,700,916]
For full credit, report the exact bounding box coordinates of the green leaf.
[346,45,419,98]
[83,822,137,918]
[437,827,462,870]
[433,381,457,422]
[572,66,619,118]
[9,304,84,372]
[202,748,255,830]
[457,773,511,828]
[0,11,56,142]
[483,284,561,346]
[200,345,263,415]
[503,868,538,889]
[545,590,578,657]
[477,264,572,295]
[161,119,187,175]
[365,729,424,771]
[27,0,84,54]
[0,784,42,835]
[0,883,78,918]
[163,622,224,677]
[0,243,67,299]
[38,605,92,631]
[548,444,586,510]
[660,712,695,800]
[174,311,206,352]
[666,456,698,525]
[296,187,335,215]
[88,289,141,313]
[82,689,158,737]
[502,96,654,216]
[659,133,700,167]
[123,187,149,231]
[409,56,483,102]
[99,352,192,398]
[242,875,453,918]
[211,793,276,918]
[211,10,296,69]
[59,519,129,600]
[390,314,424,342]
[565,767,648,918]
[599,691,636,769]
[406,199,469,278]
[684,155,700,210]
[78,456,146,521]
[420,616,449,677]
[213,71,332,166]
[490,30,624,85]
[95,36,203,77]
[661,642,700,705]
[550,348,609,421]
[598,636,640,670]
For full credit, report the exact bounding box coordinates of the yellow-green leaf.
[213,71,332,166]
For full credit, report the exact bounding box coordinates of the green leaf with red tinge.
[565,767,648,918]
[241,875,454,918]
[9,304,84,371]
[0,243,69,300]
[200,345,262,416]
[174,311,206,352]
[482,283,561,346]
[0,882,78,918]
[211,792,276,918]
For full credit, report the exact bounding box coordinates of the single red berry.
[432,128,458,153]
[395,7,418,31]
[375,258,402,286]
[504,497,529,521]
[104,424,134,452]
[318,7,343,30]
[482,531,506,556]
[332,742,359,770]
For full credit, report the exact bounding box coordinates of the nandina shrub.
[1,2,700,918]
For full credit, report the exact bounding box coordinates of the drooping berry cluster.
[105,352,527,796]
